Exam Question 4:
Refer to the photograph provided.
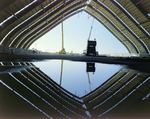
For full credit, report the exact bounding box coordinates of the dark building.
[86,40,96,56]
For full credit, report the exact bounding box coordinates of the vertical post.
[61,22,64,50]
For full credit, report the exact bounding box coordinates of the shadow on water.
[0,60,150,119]
[124,63,150,74]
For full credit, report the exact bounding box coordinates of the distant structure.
[85,18,97,56]
[86,40,96,56]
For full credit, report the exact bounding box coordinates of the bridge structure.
[0,0,150,119]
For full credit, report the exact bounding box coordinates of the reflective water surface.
[33,60,122,97]
[0,60,150,119]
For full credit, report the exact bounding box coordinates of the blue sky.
[30,11,128,54]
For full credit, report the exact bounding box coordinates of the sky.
[30,11,128,54]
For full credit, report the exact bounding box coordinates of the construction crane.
[58,22,66,54]
[86,18,95,92]
[83,18,94,54]
[59,22,66,85]
[88,18,94,41]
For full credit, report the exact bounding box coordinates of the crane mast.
[88,18,94,41]
[58,22,66,54]
[61,22,64,50]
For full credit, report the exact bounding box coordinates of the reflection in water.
[86,63,95,72]
[33,60,121,97]
[86,62,96,92]
[0,60,150,119]
[60,60,63,86]
[124,63,150,74]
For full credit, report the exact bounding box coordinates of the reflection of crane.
[87,72,91,92]
[60,60,63,86]
[58,22,66,54]
[59,22,65,85]
[86,18,94,92]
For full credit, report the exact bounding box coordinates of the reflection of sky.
[33,60,122,97]
[30,12,128,54]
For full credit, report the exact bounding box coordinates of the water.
[33,60,122,97]
[0,60,150,119]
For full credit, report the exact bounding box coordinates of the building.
[0,0,150,118]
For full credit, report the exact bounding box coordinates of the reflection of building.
[1,62,150,118]
[82,68,150,118]
[0,62,87,119]
[86,63,95,72]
